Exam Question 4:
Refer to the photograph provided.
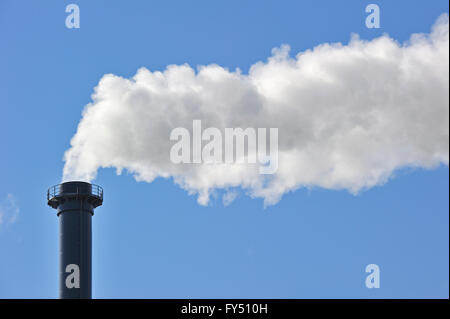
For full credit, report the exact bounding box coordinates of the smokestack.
[47,181,103,299]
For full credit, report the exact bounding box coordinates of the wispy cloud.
[222,190,238,206]
[0,193,20,227]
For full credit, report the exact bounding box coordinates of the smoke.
[63,14,449,206]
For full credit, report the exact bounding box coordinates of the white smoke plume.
[63,14,449,206]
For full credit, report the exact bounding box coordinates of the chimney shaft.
[47,181,103,299]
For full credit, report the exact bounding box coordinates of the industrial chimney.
[47,181,103,299]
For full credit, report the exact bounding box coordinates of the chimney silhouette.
[47,181,103,299]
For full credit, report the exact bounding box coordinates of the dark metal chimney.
[47,181,103,299]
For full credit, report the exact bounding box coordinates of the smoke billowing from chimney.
[63,14,449,206]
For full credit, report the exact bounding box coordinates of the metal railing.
[47,183,103,201]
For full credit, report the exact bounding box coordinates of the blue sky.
[0,0,448,298]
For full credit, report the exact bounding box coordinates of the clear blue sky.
[0,0,448,298]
